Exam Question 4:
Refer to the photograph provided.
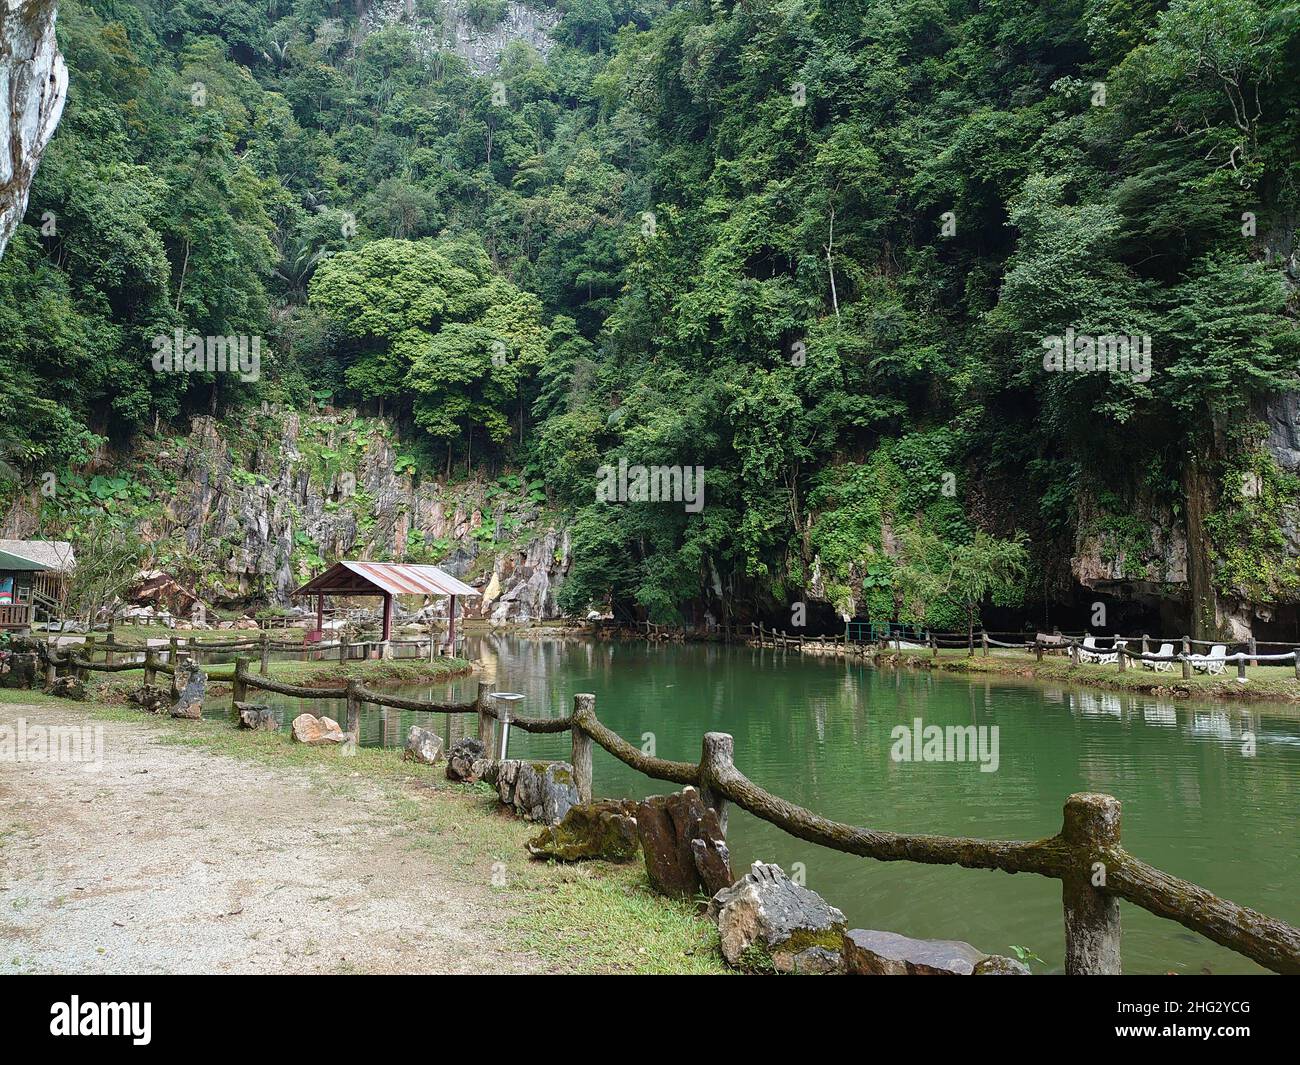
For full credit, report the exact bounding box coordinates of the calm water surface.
[207,636,1300,974]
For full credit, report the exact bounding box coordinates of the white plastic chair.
[1189,645,1227,675]
[1143,642,1175,672]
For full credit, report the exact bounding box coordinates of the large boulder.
[636,787,733,900]
[707,861,846,974]
[129,685,171,714]
[483,759,579,824]
[446,736,486,782]
[403,725,444,765]
[170,660,206,718]
[526,799,640,862]
[291,713,346,745]
[235,702,278,730]
[841,929,1030,976]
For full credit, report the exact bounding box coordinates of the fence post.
[168,635,178,665]
[1141,633,1149,657]
[1181,636,1192,679]
[339,634,348,663]
[1061,793,1123,975]
[699,732,735,838]
[259,631,270,676]
[981,630,989,657]
[345,679,361,741]
[476,681,496,751]
[1035,639,1044,663]
[1294,649,1300,681]
[1248,635,1257,667]
[1237,656,1247,682]
[1069,639,1079,668]
[44,645,59,687]
[231,655,249,717]
[931,632,938,659]
[570,693,595,803]
[81,634,95,680]
[144,649,157,688]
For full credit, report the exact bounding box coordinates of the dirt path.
[0,703,543,974]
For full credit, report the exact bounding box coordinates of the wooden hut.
[0,539,75,631]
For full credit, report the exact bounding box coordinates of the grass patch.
[86,655,472,702]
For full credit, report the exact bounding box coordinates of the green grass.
[86,655,472,702]
[888,649,1300,700]
[0,689,726,974]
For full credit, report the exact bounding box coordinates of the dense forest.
[2,0,1298,635]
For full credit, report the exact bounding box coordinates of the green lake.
[215,635,1300,974]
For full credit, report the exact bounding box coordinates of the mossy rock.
[526,799,641,863]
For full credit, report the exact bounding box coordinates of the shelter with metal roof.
[291,561,479,645]
[0,539,75,631]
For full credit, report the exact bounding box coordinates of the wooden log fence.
[223,659,1300,974]
[32,634,1300,974]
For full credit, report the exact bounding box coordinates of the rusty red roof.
[293,561,479,598]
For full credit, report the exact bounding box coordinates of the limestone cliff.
[3,409,571,622]
[0,0,66,258]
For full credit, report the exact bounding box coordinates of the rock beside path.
[170,660,206,718]
[526,799,640,862]
[235,702,278,730]
[404,726,444,765]
[130,685,171,714]
[636,787,733,900]
[446,736,486,782]
[841,929,1030,975]
[291,713,346,745]
[707,861,845,973]
[44,675,86,700]
[484,759,579,824]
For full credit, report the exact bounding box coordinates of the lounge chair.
[1080,635,1119,665]
[1189,645,1228,675]
[1142,642,1175,672]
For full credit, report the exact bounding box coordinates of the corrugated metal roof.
[294,560,479,598]
[0,540,75,571]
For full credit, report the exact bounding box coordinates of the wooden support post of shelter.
[290,561,479,665]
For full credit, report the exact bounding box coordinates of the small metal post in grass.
[490,692,524,760]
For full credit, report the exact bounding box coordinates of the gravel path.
[0,702,541,974]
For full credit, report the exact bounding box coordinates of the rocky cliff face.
[0,0,67,258]
[360,0,559,74]
[5,410,571,622]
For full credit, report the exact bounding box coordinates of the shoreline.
[871,648,1300,702]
